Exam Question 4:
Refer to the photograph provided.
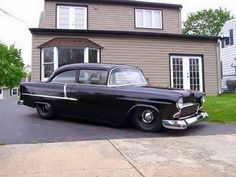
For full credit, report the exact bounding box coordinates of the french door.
[170,56,203,92]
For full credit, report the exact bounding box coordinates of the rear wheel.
[36,103,54,120]
[133,107,163,132]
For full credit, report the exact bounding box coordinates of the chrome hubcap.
[41,104,50,113]
[141,110,154,124]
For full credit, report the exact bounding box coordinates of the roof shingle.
[38,37,103,48]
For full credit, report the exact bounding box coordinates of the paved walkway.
[1,134,236,177]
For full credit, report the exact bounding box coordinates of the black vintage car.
[18,63,208,132]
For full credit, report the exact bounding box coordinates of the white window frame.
[41,47,57,81]
[135,9,162,29]
[57,5,87,30]
[41,47,100,81]
[11,88,18,96]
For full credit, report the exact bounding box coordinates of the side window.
[78,70,108,85]
[51,70,77,83]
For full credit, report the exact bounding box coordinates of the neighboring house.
[219,19,236,91]
[30,0,221,95]
[0,87,19,100]
[0,78,29,100]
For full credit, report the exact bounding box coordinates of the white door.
[0,89,3,99]
[170,56,203,92]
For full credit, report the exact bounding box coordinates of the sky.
[0,0,236,66]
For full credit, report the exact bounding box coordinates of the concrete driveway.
[0,98,236,177]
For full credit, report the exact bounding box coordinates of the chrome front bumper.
[162,112,209,130]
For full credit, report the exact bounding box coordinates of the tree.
[0,42,25,88]
[183,8,234,36]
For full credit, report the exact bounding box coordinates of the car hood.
[119,85,204,103]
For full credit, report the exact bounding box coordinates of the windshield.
[109,67,148,86]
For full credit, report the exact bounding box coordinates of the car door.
[48,70,78,115]
[66,69,123,125]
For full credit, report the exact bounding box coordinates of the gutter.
[29,28,221,41]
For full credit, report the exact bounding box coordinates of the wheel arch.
[125,104,160,122]
[34,102,51,107]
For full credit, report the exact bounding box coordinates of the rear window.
[78,70,108,85]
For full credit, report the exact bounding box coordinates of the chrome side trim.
[22,93,78,101]
[162,112,209,130]
[64,84,67,98]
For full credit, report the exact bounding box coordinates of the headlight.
[201,96,206,103]
[176,97,184,109]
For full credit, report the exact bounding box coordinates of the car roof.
[51,63,140,79]
[56,63,138,72]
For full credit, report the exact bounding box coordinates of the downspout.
[216,41,222,95]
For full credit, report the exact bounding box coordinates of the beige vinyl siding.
[42,1,181,34]
[32,35,218,95]
[41,1,56,28]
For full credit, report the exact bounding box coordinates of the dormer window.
[57,5,87,30]
[135,9,162,29]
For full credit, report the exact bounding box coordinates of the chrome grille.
[180,104,199,118]
[183,96,196,103]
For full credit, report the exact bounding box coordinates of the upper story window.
[221,29,234,48]
[135,9,162,29]
[57,5,87,29]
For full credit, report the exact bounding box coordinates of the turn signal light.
[173,111,181,119]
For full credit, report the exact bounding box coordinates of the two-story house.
[30,0,220,95]
[219,18,236,91]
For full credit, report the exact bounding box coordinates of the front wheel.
[133,107,163,132]
[36,103,54,120]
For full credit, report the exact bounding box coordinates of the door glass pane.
[58,48,84,67]
[189,58,200,91]
[172,58,183,89]
[89,49,98,63]
[51,70,76,83]
[78,70,108,85]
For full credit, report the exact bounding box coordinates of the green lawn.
[204,93,236,123]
